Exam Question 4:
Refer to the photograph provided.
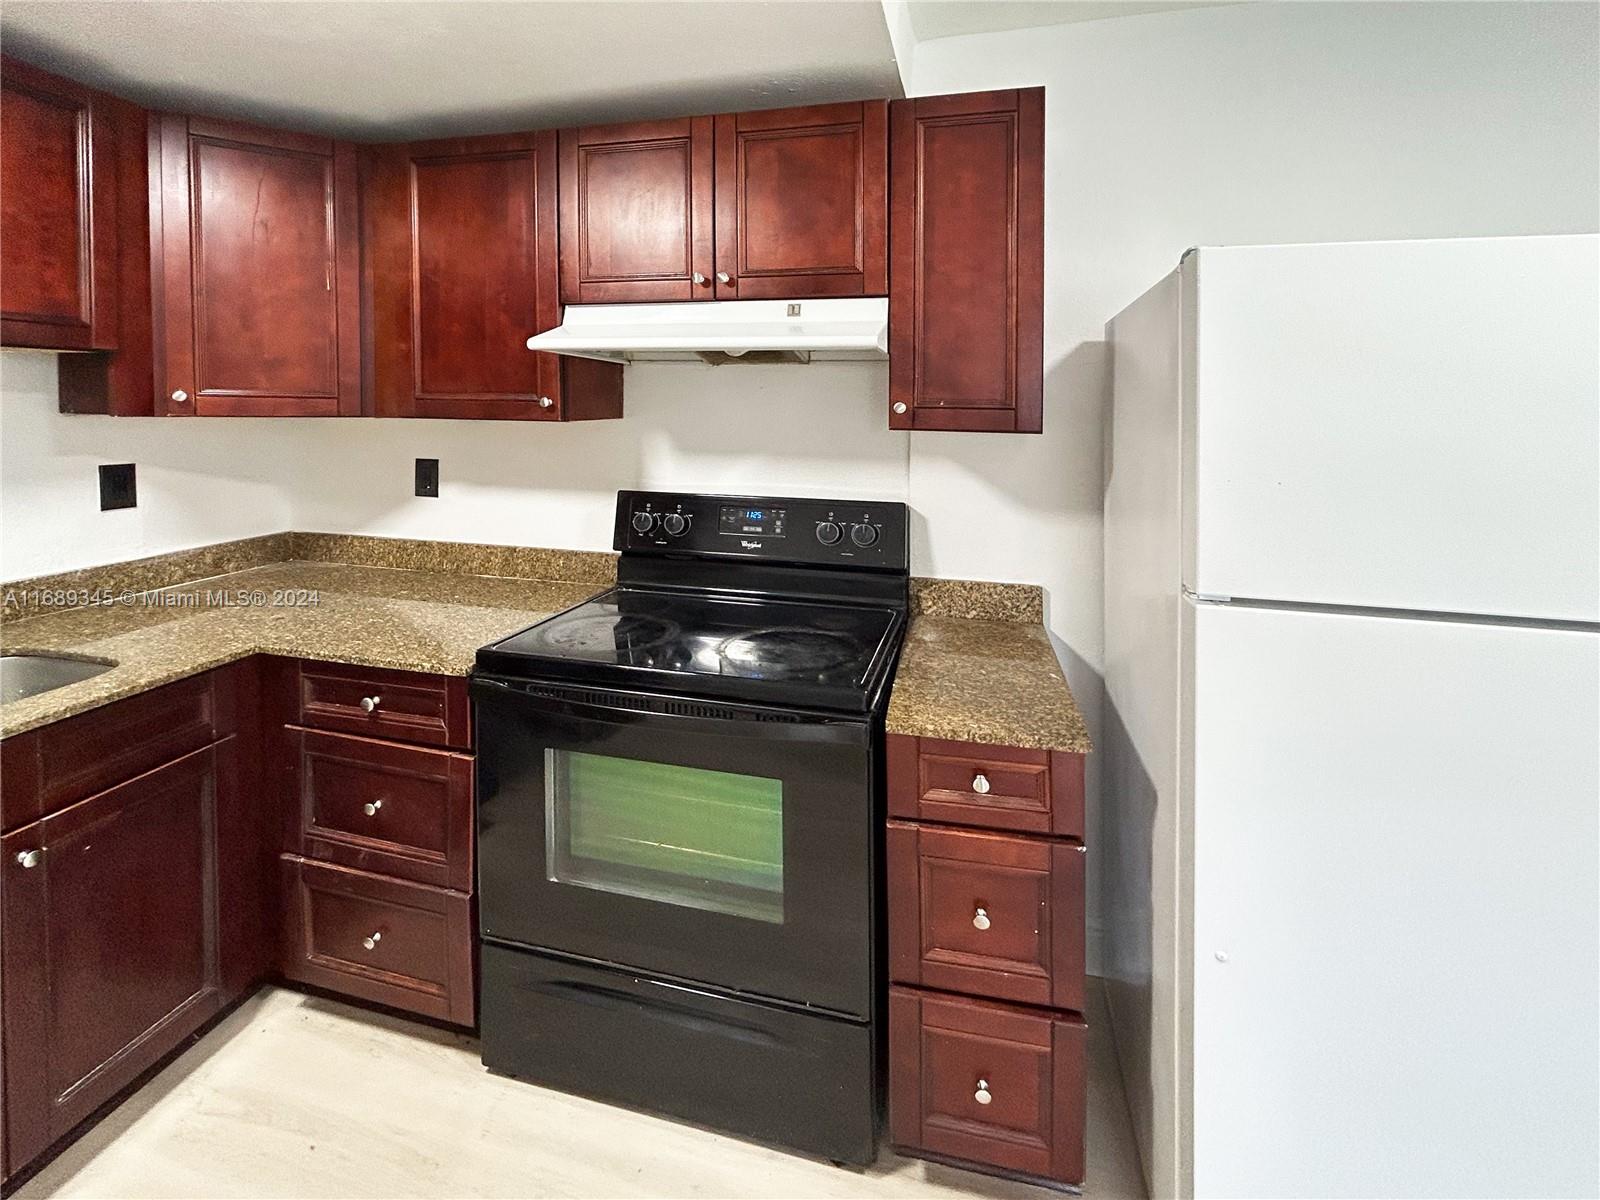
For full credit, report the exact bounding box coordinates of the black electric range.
[472,490,909,1166]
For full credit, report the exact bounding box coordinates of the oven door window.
[545,749,784,924]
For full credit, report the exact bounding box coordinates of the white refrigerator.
[1103,235,1599,1200]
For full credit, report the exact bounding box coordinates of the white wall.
[1,0,1595,985]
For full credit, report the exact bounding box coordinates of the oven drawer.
[482,942,877,1165]
[888,821,1084,1012]
[888,735,1084,839]
[297,661,470,749]
[280,856,474,1025]
[889,986,1085,1186]
[287,727,473,890]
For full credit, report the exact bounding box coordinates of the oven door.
[473,677,877,1019]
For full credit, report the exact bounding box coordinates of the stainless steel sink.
[0,654,114,703]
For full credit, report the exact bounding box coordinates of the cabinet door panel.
[155,114,359,416]
[366,132,620,420]
[0,57,117,350]
[560,117,713,303]
[1,743,223,1170]
[714,101,886,300]
[889,89,1043,433]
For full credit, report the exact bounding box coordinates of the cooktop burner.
[479,586,904,708]
[522,612,682,657]
[718,627,861,675]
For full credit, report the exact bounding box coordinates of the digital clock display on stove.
[718,505,787,538]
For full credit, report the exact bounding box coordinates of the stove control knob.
[815,521,843,546]
[662,512,689,537]
[849,523,880,548]
[631,511,656,535]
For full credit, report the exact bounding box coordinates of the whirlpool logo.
[741,540,762,550]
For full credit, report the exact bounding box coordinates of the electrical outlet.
[415,458,439,498]
[99,463,137,510]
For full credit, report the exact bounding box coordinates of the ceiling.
[904,0,1240,43]
[0,0,903,140]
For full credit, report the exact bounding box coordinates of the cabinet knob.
[15,849,41,869]
[716,271,731,284]
[359,695,381,713]
[362,930,383,951]
[974,1079,992,1105]
[973,906,991,931]
[363,799,383,817]
[972,773,991,795]
[692,272,709,286]
[538,396,554,409]
[170,389,189,403]
[892,402,908,415]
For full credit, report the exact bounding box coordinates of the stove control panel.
[616,490,908,569]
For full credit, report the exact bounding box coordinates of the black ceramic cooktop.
[476,587,904,711]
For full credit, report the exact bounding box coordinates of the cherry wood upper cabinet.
[364,132,621,420]
[0,742,226,1170]
[151,115,360,416]
[559,116,715,304]
[0,57,119,350]
[889,89,1044,434]
[712,101,887,300]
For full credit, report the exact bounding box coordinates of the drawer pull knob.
[975,1079,992,1105]
[15,849,41,869]
[362,799,383,817]
[362,931,383,951]
[972,773,991,794]
[973,906,991,931]
[359,695,381,713]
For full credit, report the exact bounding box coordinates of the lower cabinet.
[274,659,477,1026]
[0,740,230,1171]
[279,857,475,1026]
[889,988,1085,1184]
[886,732,1088,1188]
[0,656,476,1184]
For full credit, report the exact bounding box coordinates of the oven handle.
[471,676,869,747]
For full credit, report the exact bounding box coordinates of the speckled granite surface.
[888,616,1092,753]
[0,562,598,738]
[290,533,617,585]
[2,537,1086,753]
[910,578,1044,623]
[2,533,297,618]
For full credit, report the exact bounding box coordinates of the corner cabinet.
[363,132,621,420]
[150,115,361,417]
[889,89,1045,433]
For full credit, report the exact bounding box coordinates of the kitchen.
[0,2,1596,1199]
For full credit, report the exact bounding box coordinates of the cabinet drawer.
[888,734,1083,839]
[2,671,231,833]
[288,727,473,890]
[280,857,474,1025]
[889,986,1084,1186]
[297,661,470,749]
[888,822,1083,1012]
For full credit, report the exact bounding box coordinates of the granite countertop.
[0,561,598,738]
[887,615,1092,754]
[2,537,1091,755]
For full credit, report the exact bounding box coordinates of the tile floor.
[17,978,1146,1199]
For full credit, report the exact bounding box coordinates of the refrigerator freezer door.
[1188,601,1599,1199]
[1186,235,1599,622]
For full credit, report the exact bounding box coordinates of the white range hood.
[524,298,888,364]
